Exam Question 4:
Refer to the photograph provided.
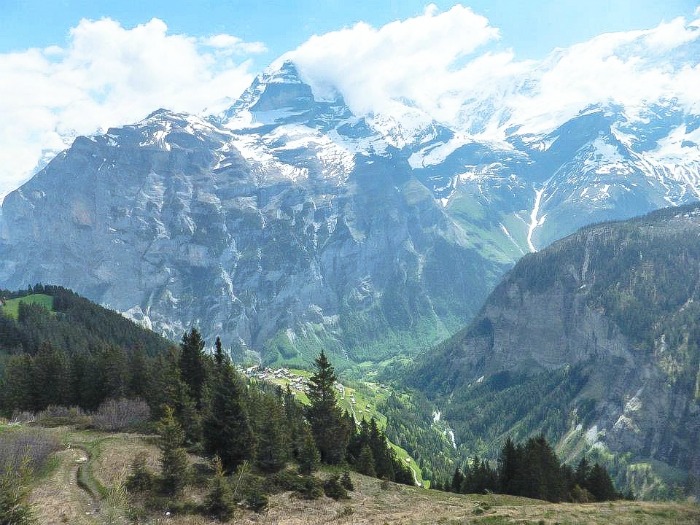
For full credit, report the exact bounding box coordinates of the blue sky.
[1,0,697,61]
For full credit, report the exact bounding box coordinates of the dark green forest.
[437,435,622,503]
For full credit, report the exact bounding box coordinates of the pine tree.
[520,435,566,502]
[498,437,520,494]
[297,423,320,475]
[125,451,154,493]
[214,336,224,366]
[451,467,464,493]
[175,387,202,447]
[205,456,235,522]
[128,345,151,400]
[0,354,34,413]
[32,343,72,409]
[575,456,590,488]
[254,393,289,473]
[203,362,255,472]
[179,328,207,409]
[283,385,306,460]
[157,406,190,496]
[357,444,377,477]
[306,350,350,464]
[587,463,619,502]
[98,344,129,401]
[347,418,371,464]
[70,352,96,410]
[341,470,354,491]
[145,348,183,421]
[368,418,394,480]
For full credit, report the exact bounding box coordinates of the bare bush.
[36,405,91,427]
[10,411,36,424]
[0,428,60,475]
[92,398,151,432]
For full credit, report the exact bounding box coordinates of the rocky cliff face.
[0,63,500,365]
[412,205,700,498]
[1,60,699,369]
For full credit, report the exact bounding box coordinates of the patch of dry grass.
[91,433,158,488]
[28,429,700,525]
[29,446,100,525]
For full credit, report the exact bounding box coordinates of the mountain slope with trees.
[410,203,700,499]
[0,289,417,521]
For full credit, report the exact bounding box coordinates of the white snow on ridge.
[140,127,172,151]
[408,133,470,169]
[367,103,435,149]
[499,223,526,255]
[326,127,389,158]
[651,124,700,163]
[226,108,309,129]
[527,186,545,252]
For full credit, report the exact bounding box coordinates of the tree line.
[434,435,623,503]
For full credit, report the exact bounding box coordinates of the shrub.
[265,469,309,494]
[0,457,35,525]
[246,490,269,513]
[571,484,593,503]
[93,398,150,431]
[297,477,324,500]
[36,405,90,427]
[0,428,60,474]
[126,452,154,493]
[10,412,35,424]
[227,466,268,513]
[341,470,354,491]
[324,475,349,500]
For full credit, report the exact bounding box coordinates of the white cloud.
[201,34,267,55]
[287,5,700,140]
[0,18,264,201]
[286,4,502,117]
[507,19,700,136]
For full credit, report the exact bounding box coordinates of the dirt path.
[30,445,102,525]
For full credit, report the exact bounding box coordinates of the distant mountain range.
[0,45,699,366]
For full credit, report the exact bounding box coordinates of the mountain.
[0,58,699,367]
[410,204,700,499]
[0,62,500,367]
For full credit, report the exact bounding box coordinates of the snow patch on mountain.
[408,133,470,169]
[527,187,546,252]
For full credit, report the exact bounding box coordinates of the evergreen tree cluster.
[126,343,412,518]
[0,285,170,356]
[438,435,622,503]
[347,418,414,484]
[305,351,414,485]
[0,285,172,415]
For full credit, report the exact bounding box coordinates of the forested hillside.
[0,285,172,412]
[410,203,700,499]
[0,288,417,521]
